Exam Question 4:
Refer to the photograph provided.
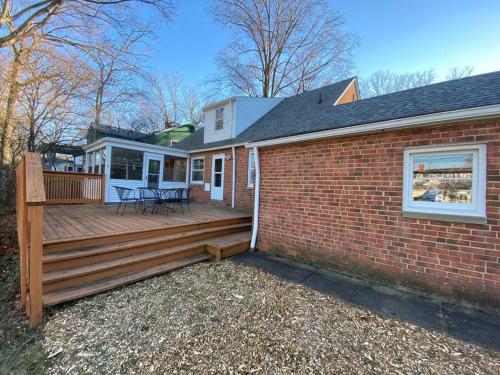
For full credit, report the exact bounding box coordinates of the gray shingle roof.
[175,71,500,151]
[174,77,355,151]
[238,71,500,143]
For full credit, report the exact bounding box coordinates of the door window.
[214,158,223,187]
[147,159,161,188]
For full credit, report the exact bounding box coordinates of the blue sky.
[144,0,500,87]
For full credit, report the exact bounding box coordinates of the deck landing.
[44,203,251,242]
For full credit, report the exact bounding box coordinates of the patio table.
[138,187,178,215]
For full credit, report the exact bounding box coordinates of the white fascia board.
[83,137,189,157]
[188,142,248,154]
[245,104,500,148]
[202,97,238,112]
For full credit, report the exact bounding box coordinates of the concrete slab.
[232,252,500,351]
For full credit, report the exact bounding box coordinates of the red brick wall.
[189,149,232,206]
[256,119,500,307]
[189,147,254,209]
[235,147,254,209]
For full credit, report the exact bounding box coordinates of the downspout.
[231,146,236,208]
[250,146,260,251]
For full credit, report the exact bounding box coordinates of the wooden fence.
[43,171,105,204]
[16,153,105,326]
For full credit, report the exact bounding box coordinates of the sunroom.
[83,137,190,203]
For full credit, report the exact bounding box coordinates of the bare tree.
[138,73,204,132]
[360,66,476,98]
[446,66,474,80]
[85,31,148,128]
[360,69,436,98]
[18,48,89,151]
[210,0,358,97]
[0,0,174,49]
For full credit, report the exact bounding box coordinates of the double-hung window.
[248,150,255,187]
[191,157,205,184]
[215,108,224,130]
[402,143,486,223]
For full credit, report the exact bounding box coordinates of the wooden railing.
[43,171,105,205]
[16,153,105,326]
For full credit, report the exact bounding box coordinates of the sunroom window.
[403,144,486,222]
[110,147,143,180]
[164,156,187,182]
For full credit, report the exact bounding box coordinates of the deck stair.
[42,216,252,306]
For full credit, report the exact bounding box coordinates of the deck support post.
[27,204,44,327]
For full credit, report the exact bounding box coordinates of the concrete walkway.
[232,252,500,351]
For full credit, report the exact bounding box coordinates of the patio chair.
[163,188,185,214]
[114,186,139,215]
[183,188,191,210]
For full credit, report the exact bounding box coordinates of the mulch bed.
[44,261,499,374]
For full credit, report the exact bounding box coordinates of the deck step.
[206,231,251,260]
[43,253,211,306]
[43,222,251,271]
[43,216,252,252]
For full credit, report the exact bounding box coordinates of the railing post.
[27,204,44,327]
[23,153,46,327]
[101,174,106,204]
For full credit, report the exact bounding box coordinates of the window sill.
[190,181,204,185]
[247,185,254,189]
[403,211,487,224]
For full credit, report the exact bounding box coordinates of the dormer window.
[215,108,224,130]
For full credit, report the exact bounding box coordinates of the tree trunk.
[0,47,22,167]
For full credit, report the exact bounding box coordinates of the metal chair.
[163,188,185,214]
[114,186,139,215]
[183,188,191,210]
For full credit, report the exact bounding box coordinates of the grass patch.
[0,209,47,374]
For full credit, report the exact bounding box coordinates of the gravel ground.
[44,261,499,374]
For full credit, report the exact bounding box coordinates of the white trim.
[84,137,189,157]
[246,104,500,148]
[188,142,247,154]
[250,147,260,250]
[333,78,357,106]
[402,143,487,220]
[247,149,255,188]
[231,146,236,208]
[210,154,225,201]
[202,96,237,112]
[190,156,205,184]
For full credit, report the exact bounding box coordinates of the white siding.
[84,139,189,203]
[233,98,283,137]
[204,101,234,143]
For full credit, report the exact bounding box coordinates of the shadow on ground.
[232,251,500,351]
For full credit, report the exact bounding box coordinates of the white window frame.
[215,107,224,130]
[402,143,486,221]
[190,156,205,185]
[247,149,255,187]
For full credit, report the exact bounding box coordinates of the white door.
[211,154,224,200]
[145,155,162,188]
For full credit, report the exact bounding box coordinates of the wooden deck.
[44,203,251,242]
[40,203,252,306]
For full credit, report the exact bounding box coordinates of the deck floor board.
[44,203,251,243]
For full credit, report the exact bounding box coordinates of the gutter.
[250,146,260,251]
[231,146,236,208]
[245,104,500,148]
[187,142,248,154]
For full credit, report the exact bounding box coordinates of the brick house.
[175,72,500,307]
